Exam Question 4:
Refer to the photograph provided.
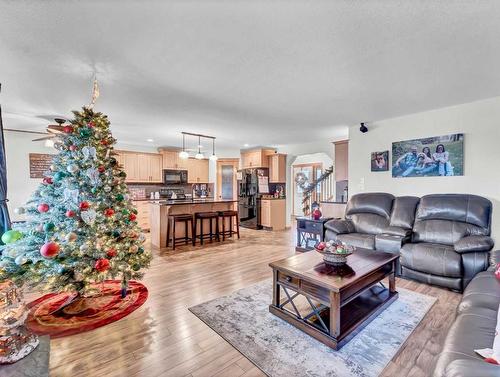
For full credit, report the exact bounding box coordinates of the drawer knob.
[285,276,292,282]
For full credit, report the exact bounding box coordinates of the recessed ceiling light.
[146,138,154,142]
[244,143,249,147]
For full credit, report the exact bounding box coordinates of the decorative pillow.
[495,263,500,281]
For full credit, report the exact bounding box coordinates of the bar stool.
[194,212,220,245]
[218,210,240,241]
[166,213,194,249]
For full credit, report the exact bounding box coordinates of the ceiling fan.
[32,118,67,142]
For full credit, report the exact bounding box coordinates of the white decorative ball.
[129,245,139,254]
[65,232,78,242]
[15,255,28,265]
[14,207,26,215]
[67,164,79,173]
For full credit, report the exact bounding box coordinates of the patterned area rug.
[27,280,148,338]
[189,280,436,377]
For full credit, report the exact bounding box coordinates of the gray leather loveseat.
[433,250,500,377]
[324,193,494,291]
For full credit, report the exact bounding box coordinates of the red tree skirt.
[26,280,148,338]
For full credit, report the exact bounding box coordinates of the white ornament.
[63,188,80,204]
[65,232,78,242]
[67,164,79,173]
[129,245,139,253]
[14,207,26,215]
[15,255,28,265]
[85,168,101,186]
[81,209,97,225]
[81,146,97,161]
[79,244,89,252]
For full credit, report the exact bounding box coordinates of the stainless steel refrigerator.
[238,168,269,229]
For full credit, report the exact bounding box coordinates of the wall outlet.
[358,177,365,191]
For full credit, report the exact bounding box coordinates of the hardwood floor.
[47,227,461,377]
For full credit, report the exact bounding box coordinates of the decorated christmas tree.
[0,106,152,298]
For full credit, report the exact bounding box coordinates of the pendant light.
[209,138,218,161]
[195,136,204,160]
[179,133,189,159]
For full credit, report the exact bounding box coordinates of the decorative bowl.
[315,242,354,266]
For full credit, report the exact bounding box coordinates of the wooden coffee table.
[269,248,398,350]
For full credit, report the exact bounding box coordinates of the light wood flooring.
[48,227,461,377]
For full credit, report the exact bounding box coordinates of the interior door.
[216,159,239,200]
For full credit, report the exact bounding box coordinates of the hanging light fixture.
[179,133,189,159]
[195,136,204,160]
[209,138,218,161]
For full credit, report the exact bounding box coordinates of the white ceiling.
[1,1,500,152]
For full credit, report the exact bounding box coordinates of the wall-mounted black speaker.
[359,122,368,133]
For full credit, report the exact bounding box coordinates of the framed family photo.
[371,151,389,171]
[392,133,464,178]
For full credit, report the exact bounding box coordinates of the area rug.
[26,280,148,338]
[189,280,436,377]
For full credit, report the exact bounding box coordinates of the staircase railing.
[302,166,335,216]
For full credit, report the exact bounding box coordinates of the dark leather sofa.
[324,193,494,291]
[433,250,500,377]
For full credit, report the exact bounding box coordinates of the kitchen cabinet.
[240,148,275,169]
[185,158,209,183]
[268,154,287,183]
[160,149,186,170]
[115,151,163,183]
[260,199,286,230]
[133,200,151,231]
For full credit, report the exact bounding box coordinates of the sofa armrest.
[324,219,354,235]
[454,235,494,253]
[381,226,412,238]
[441,358,500,377]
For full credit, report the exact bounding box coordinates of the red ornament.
[106,248,117,258]
[79,201,90,211]
[42,177,53,185]
[65,210,76,218]
[316,242,326,251]
[98,165,106,173]
[129,213,137,221]
[40,242,60,258]
[37,203,49,213]
[63,125,74,134]
[95,258,110,272]
[87,121,95,128]
[495,263,500,280]
[104,208,115,217]
[100,139,109,146]
[69,145,77,152]
[312,208,322,220]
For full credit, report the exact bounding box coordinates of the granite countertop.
[151,199,237,206]
[320,200,348,204]
[259,197,286,200]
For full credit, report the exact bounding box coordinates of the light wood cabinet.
[185,158,209,183]
[116,151,163,183]
[133,200,151,231]
[260,199,286,230]
[160,150,187,170]
[269,154,287,183]
[240,148,275,169]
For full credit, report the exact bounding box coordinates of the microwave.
[163,169,188,184]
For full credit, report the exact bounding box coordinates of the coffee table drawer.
[277,272,299,289]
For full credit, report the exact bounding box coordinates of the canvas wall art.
[371,151,389,171]
[392,133,464,178]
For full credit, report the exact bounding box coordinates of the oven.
[163,169,188,184]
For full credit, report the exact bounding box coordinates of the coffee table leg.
[329,291,340,338]
[389,261,396,293]
[272,269,280,306]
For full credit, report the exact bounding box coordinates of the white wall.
[348,96,500,242]
[4,130,56,221]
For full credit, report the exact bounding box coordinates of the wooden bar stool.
[218,210,240,241]
[194,212,220,245]
[166,213,194,249]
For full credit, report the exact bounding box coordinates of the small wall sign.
[29,153,54,178]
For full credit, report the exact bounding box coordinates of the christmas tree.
[0,107,151,297]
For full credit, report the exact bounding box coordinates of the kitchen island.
[149,199,238,248]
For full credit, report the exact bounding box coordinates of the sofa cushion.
[390,196,420,229]
[412,219,489,245]
[324,219,355,235]
[348,213,390,235]
[439,358,500,377]
[454,235,494,253]
[337,233,375,249]
[345,192,394,219]
[433,306,497,377]
[401,243,462,278]
[458,271,500,314]
[401,266,462,290]
[416,194,492,230]
[375,234,405,253]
